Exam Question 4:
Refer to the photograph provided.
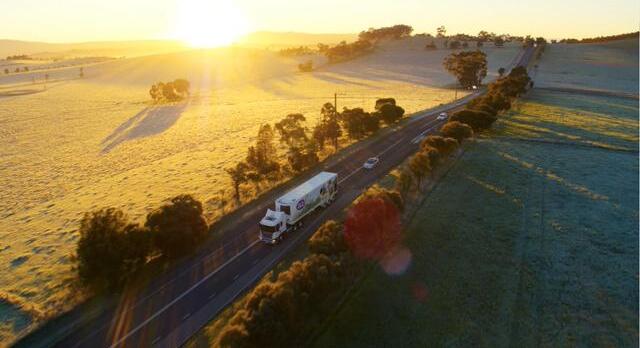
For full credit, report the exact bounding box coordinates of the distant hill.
[237,31,357,49]
[0,39,188,59]
[0,32,357,59]
[558,31,639,44]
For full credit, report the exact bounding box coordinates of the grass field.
[535,38,638,93]
[0,39,520,344]
[313,89,638,347]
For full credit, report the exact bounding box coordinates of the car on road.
[437,112,448,120]
[363,157,379,169]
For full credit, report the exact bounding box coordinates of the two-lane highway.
[17,46,535,348]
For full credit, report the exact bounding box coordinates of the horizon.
[2,0,638,45]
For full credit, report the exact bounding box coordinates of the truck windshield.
[259,224,277,233]
[280,205,291,215]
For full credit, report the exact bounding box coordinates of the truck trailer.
[259,171,338,244]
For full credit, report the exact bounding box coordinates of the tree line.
[226,99,405,202]
[216,185,405,347]
[358,24,414,42]
[555,31,638,44]
[149,78,190,102]
[75,194,209,290]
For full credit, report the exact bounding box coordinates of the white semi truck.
[259,171,338,244]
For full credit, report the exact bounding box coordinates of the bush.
[145,194,208,259]
[450,109,496,131]
[308,220,346,256]
[420,135,459,156]
[344,197,402,260]
[217,254,348,347]
[441,121,473,143]
[360,185,404,212]
[76,208,151,290]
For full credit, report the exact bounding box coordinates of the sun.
[172,0,250,48]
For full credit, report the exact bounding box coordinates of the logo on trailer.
[296,199,305,210]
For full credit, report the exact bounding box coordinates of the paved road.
[16,46,535,348]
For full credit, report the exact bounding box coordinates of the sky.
[1,0,638,43]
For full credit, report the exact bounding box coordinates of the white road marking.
[208,292,217,299]
[338,166,362,184]
[108,239,260,348]
[252,258,259,265]
[233,274,240,281]
[151,336,161,345]
[182,313,191,321]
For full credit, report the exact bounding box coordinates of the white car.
[437,112,448,120]
[363,157,379,169]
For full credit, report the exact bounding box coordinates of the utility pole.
[334,92,338,115]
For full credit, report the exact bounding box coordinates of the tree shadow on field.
[101,103,188,153]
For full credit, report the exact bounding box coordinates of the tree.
[378,103,405,126]
[443,50,488,88]
[441,121,473,143]
[298,60,313,72]
[421,135,458,156]
[476,41,484,48]
[275,113,308,148]
[340,107,368,140]
[409,151,431,187]
[227,162,250,201]
[425,41,437,50]
[316,102,342,150]
[498,67,506,77]
[450,109,496,131]
[461,41,469,48]
[23,67,29,72]
[79,67,84,78]
[448,40,461,49]
[360,185,404,212]
[76,208,151,290]
[173,78,190,97]
[287,141,319,172]
[395,168,413,198]
[15,68,20,73]
[344,197,401,260]
[145,194,208,259]
[246,124,280,179]
[3,68,8,74]
[162,82,180,101]
[308,220,346,256]
[436,25,447,38]
[494,36,505,47]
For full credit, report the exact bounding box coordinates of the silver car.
[363,157,379,169]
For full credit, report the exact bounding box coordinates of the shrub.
[76,208,151,290]
[441,121,473,143]
[450,109,496,131]
[308,220,346,256]
[420,135,459,156]
[145,194,208,259]
[360,185,404,212]
[344,197,401,260]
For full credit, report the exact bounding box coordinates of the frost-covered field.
[315,42,638,347]
[0,38,520,344]
[535,38,639,93]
